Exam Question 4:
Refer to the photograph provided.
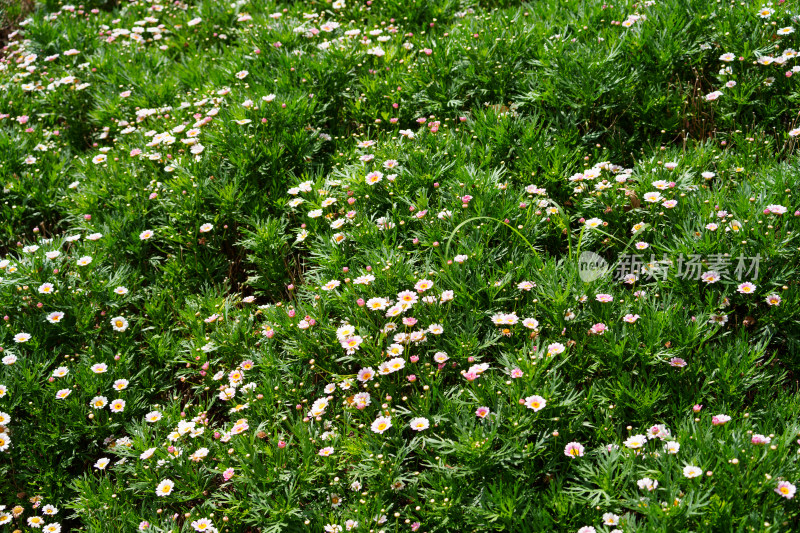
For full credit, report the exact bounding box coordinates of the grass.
[0,0,34,49]
[1,0,800,531]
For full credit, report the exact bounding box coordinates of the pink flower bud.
[410,355,419,363]
[407,374,417,382]
[278,440,287,448]
[357,298,365,307]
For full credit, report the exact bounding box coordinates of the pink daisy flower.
[564,442,585,458]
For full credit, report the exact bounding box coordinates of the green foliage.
[1,0,800,531]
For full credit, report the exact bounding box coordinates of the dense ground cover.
[2,0,800,531]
